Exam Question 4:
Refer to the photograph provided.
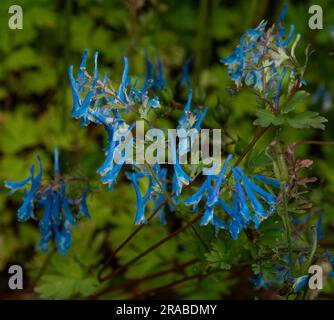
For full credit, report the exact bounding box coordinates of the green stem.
[226,126,270,179]
[281,184,295,277]
[97,193,175,280]
[194,0,210,84]
[303,226,318,274]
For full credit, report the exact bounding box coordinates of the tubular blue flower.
[169,131,191,196]
[117,57,130,102]
[151,166,168,224]
[232,167,252,223]
[145,51,166,91]
[248,180,277,211]
[100,136,134,191]
[69,65,96,121]
[4,176,32,195]
[80,187,90,219]
[284,24,295,46]
[54,147,60,175]
[178,90,192,129]
[76,48,89,93]
[293,275,309,293]
[60,182,76,230]
[274,67,287,109]
[52,190,61,226]
[316,212,324,242]
[181,56,192,88]
[11,156,43,222]
[230,193,243,239]
[129,172,148,225]
[183,176,212,207]
[326,250,334,265]
[54,226,72,256]
[154,54,166,90]
[326,251,334,277]
[207,154,233,207]
[37,189,53,252]
[234,167,269,228]
[251,175,281,188]
[277,3,288,45]
[177,91,208,156]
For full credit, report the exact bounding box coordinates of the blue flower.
[177,90,208,156]
[80,187,90,219]
[100,133,134,191]
[207,154,233,207]
[183,176,212,208]
[145,51,166,91]
[169,131,192,196]
[326,251,334,277]
[251,175,281,188]
[54,146,60,175]
[181,56,192,88]
[221,4,301,106]
[293,275,309,293]
[5,149,90,255]
[4,156,43,222]
[184,155,233,230]
[232,167,252,224]
[128,172,149,225]
[200,157,233,229]
[69,49,160,129]
[274,67,287,109]
[183,155,278,237]
[234,167,269,228]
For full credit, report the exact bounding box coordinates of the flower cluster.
[221,3,302,108]
[4,148,90,255]
[68,48,280,240]
[184,154,279,238]
[69,49,160,129]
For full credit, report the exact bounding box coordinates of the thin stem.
[32,248,57,287]
[92,258,198,299]
[295,140,334,146]
[303,226,318,274]
[131,269,219,299]
[100,214,203,281]
[190,225,210,251]
[226,126,270,179]
[281,184,295,277]
[98,193,175,280]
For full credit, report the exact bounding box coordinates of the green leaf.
[205,240,244,270]
[287,111,328,130]
[35,255,99,299]
[35,275,99,300]
[282,91,310,114]
[253,109,285,127]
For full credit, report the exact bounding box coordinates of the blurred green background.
[0,0,333,299]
